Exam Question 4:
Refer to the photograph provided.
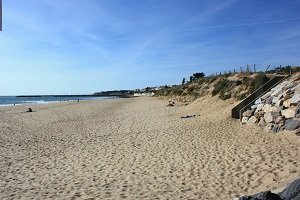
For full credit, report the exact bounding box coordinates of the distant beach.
[0,96,299,199]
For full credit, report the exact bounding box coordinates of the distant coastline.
[16,94,131,98]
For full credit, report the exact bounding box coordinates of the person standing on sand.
[77,99,79,103]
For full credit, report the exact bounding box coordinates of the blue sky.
[0,0,300,95]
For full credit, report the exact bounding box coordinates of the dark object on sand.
[238,178,300,200]
[167,101,175,107]
[181,114,200,119]
[27,108,33,112]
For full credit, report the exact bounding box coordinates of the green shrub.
[212,79,230,96]
[219,91,231,100]
[172,88,183,95]
[236,80,242,86]
[250,73,269,93]
[187,85,196,93]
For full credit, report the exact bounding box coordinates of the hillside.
[155,66,300,103]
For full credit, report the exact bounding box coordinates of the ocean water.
[0,96,116,106]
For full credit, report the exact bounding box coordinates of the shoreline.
[0,96,120,107]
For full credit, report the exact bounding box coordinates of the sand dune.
[0,97,299,199]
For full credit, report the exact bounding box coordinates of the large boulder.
[258,118,267,127]
[265,97,274,104]
[243,110,253,117]
[272,124,281,133]
[283,99,291,108]
[272,87,284,97]
[255,98,262,105]
[242,117,249,124]
[294,85,300,94]
[261,91,272,100]
[247,116,258,125]
[238,191,282,200]
[281,108,296,119]
[284,119,300,130]
[272,96,281,105]
[279,178,300,200]
[275,116,284,124]
[263,104,272,112]
[264,112,280,123]
[255,104,264,112]
[251,104,258,110]
[283,89,294,97]
[237,178,300,200]
[255,111,265,118]
[290,94,300,105]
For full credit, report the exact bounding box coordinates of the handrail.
[231,75,286,120]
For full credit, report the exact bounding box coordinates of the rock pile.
[241,78,300,133]
[235,178,300,200]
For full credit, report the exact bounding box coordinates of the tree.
[190,76,194,82]
[182,78,186,85]
[192,72,205,79]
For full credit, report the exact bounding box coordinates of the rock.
[283,89,293,97]
[267,123,274,130]
[263,104,272,112]
[238,191,282,200]
[247,116,257,125]
[284,119,300,130]
[290,94,300,105]
[263,105,280,113]
[261,91,272,100]
[236,178,300,200]
[275,98,283,107]
[243,110,253,117]
[283,82,296,92]
[258,119,267,127]
[283,99,291,108]
[291,127,300,135]
[279,178,300,200]
[281,108,296,119]
[275,116,284,124]
[241,117,249,124]
[292,84,300,94]
[272,125,280,133]
[264,112,280,123]
[272,87,284,97]
[296,103,300,115]
[255,104,264,112]
[265,96,274,104]
[272,96,281,105]
[255,111,265,118]
[255,98,262,105]
[251,104,257,110]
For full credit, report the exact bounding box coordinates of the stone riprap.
[236,178,300,200]
[241,78,300,133]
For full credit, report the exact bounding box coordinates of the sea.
[0,96,116,106]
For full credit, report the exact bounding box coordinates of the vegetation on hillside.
[155,66,300,102]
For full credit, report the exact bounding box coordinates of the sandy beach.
[0,97,299,199]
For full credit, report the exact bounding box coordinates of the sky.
[0,0,300,95]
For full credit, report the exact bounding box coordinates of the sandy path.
[0,97,299,199]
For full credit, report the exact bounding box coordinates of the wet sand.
[0,97,299,199]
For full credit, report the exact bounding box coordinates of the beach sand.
[0,97,299,199]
